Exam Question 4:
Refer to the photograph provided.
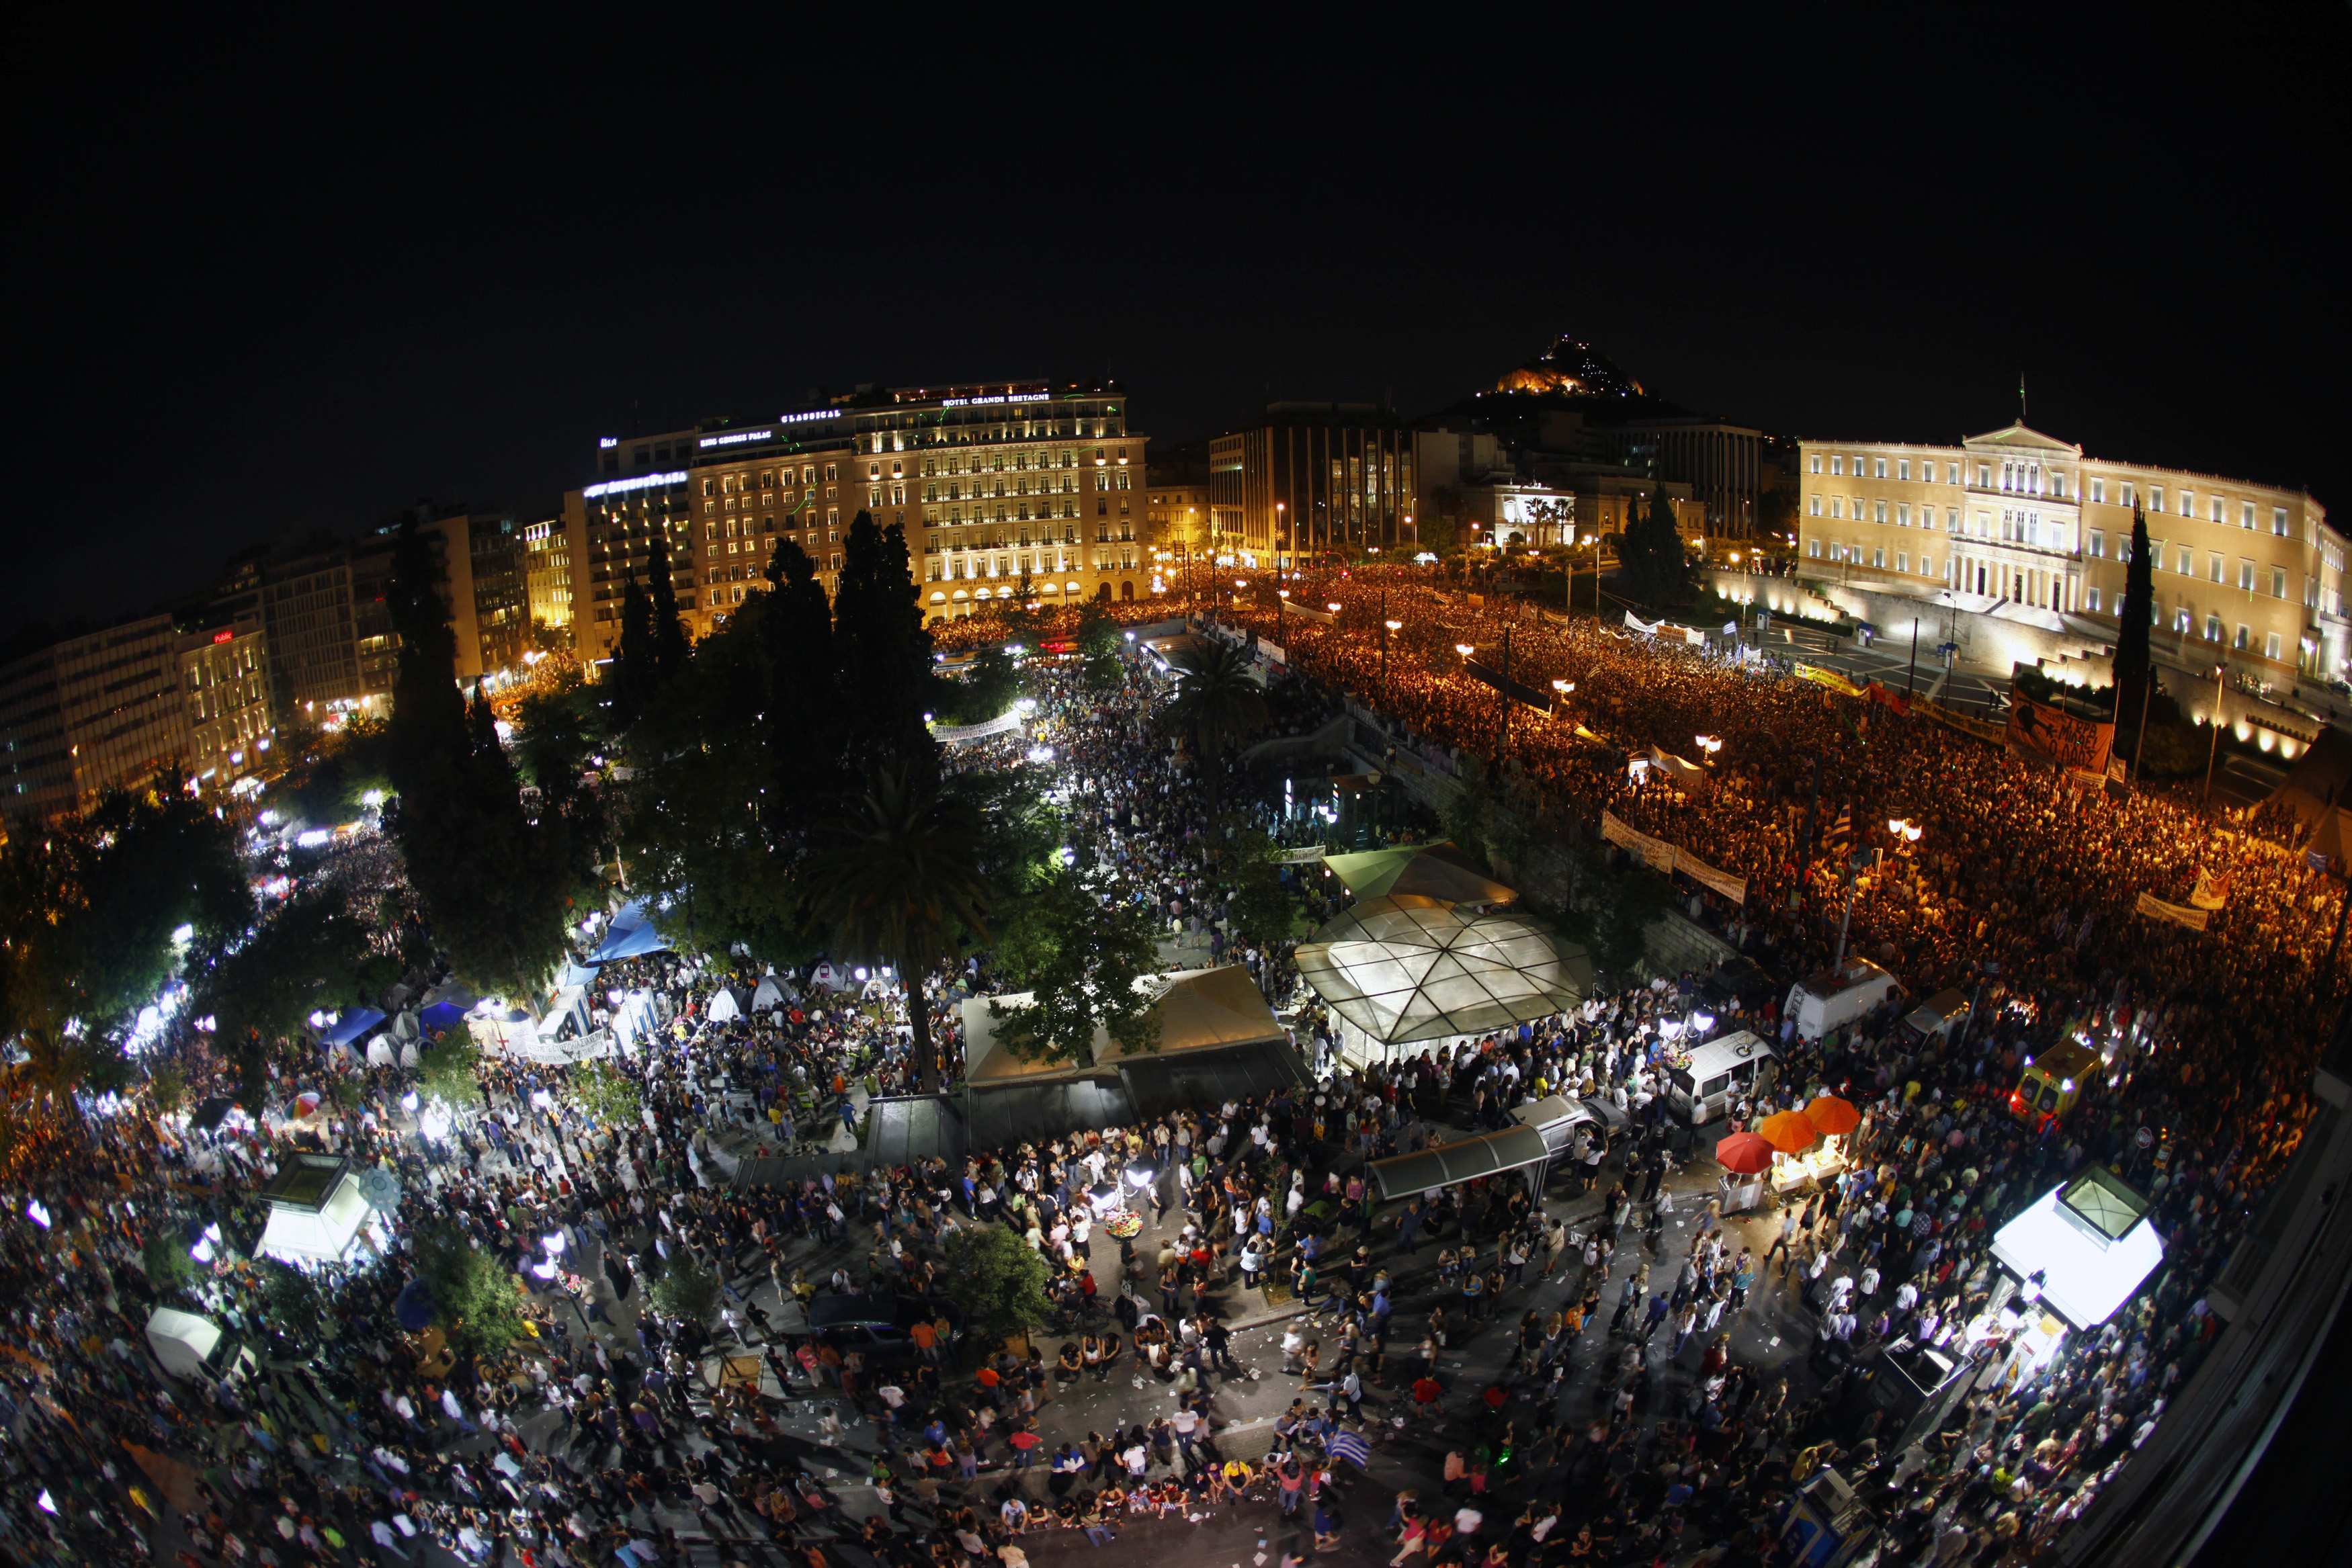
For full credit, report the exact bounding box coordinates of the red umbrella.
[1759,1109,1823,1154]
[1806,1094,1860,1137]
[1714,1131,1775,1176]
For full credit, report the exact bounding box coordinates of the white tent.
[145,1307,227,1380]
[751,973,790,1011]
[706,987,744,1025]
[365,1035,397,1068]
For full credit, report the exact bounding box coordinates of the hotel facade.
[1796,423,2347,687]
[564,380,1148,656]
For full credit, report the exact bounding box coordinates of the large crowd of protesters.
[0,581,2331,1568]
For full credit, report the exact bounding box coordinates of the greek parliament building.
[1794,422,2348,691]
[560,380,1148,654]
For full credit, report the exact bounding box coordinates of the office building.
[1796,422,2347,685]
[1210,404,1416,568]
[568,380,1148,651]
[1607,417,1766,539]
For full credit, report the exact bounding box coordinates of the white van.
[1784,958,1902,1042]
[1900,988,1972,1049]
[1667,1030,1777,1125]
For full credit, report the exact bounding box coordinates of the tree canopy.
[1162,638,1269,820]
[2115,503,2155,746]
[383,518,573,999]
[190,888,371,1109]
[1618,484,1696,606]
[800,763,986,1090]
[0,787,247,1090]
[989,865,1162,1068]
[938,1223,1052,1354]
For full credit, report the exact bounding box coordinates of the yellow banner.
[1599,810,1676,873]
[1792,662,1865,698]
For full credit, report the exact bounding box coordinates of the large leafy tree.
[1162,638,1269,821]
[190,889,370,1109]
[411,1223,528,1362]
[384,518,571,999]
[800,763,988,1092]
[989,865,1163,1069]
[0,787,247,1090]
[617,605,814,965]
[2115,503,2156,746]
[939,1223,1052,1354]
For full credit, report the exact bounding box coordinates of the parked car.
[809,1291,961,1364]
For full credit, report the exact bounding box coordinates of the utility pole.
[1501,625,1515,748]
[1906,618,1920,697]
[1831,848,1865,973]
[2203,661,2226,802]
[2128,673,2154,793]
[1798,754,1822,908]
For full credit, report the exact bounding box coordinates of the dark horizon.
[6,6,2346,629]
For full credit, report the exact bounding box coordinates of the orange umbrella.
[1714,1131,1775,1176]
[1758,1109,1822,1154]
[1805,1094,1860,1137]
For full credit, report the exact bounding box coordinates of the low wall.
[1706,568,2111,679]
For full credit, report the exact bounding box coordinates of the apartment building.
[178,609,273,794]
[566,380,1149,652]
[0,602,281,820]
[1797,423,2347,684]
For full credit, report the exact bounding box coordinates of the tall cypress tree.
[832,512,935,771]
[2115,503,2155,735]
[646,530,690,679]
[762,539,843,803]
[614,574,655,727]
[385,520,468,803]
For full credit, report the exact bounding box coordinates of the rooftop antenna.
[2018,373,2027,425]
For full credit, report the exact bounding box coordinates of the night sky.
[6,8,2346,627]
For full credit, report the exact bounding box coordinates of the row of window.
[1808,452,2296,535]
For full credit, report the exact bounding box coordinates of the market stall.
[255,1153,396,1268]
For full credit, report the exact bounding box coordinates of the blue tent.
[393,1278,436,1332]
[589,901,669,963]
[418,1001,468,1037]
[319,1008,386,1049]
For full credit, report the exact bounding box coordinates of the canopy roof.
[1321,841,1517,909]
[960,965,1286,1084]
[590,901,669,963]
[1368,1123,1550,1203]
[1295,895,1578,1047]
[258,1175,374,1265]
[1990,1172,2165,1330]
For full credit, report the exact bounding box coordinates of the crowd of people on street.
[0,583,2331,1568]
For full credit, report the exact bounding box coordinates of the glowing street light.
[1455,643,1475,659]
[1694,733,1723,760]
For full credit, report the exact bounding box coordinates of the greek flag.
[1328,1430,1372,1469]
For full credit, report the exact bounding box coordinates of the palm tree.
[800,763,989,1092]
[1163,638,1271,822]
